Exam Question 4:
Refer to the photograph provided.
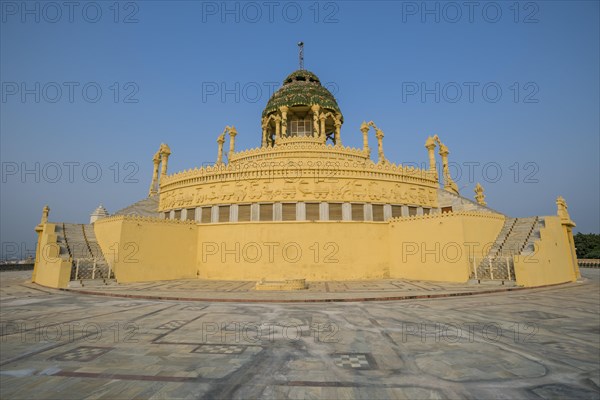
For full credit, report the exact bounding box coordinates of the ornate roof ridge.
[161,156,438,188]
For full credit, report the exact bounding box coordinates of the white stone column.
[296,202,306,221]
[383,204,392,220]
[251,204,260,221]
[319,202,329,221]
[230,204,239,222]
[211,205,219,223]
[195,207,202,222]
[342,203,352,221]
[181,209,188,221]
[273,203,282,221]
[364,204,373,221]
[417,207,424,216]
[169,210,175,220]
[401,205,409,217]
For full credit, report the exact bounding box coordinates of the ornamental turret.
[262,69,343,146]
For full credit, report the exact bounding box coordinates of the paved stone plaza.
[1,270,599,399]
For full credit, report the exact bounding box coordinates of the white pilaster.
[320,202,329,221]
[296,202,306,221]
[230,204,239,222]
[273,203,282,221]
[383,204,392,220]
[251,203,260,221]
[364,204,373,221]
[401,205,409,217]
[342,203,352,221]
[211,205,219,223]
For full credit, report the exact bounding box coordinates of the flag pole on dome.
[298,41,304,70]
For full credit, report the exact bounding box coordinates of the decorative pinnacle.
[298,41,304,70]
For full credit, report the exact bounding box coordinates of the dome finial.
[298,41,304,70]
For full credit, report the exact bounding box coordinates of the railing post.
[488,256,494,280]
[506,257,512,280]
[75,259,80,280]
[473,257,478,280]
[92,259,96,280]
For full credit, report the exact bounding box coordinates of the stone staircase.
[473,216,542,282]
[58,223,114,286]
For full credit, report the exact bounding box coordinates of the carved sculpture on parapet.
[433,135,459,195]
[556,196,575,227]
[148,143,171,196]
[42,205,50,223]
[474,183,487,206]
[360,121,388,164]
[39,205,50,226]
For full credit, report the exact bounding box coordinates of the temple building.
[31,56,580,290]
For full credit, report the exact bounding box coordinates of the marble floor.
[1,270,599,399]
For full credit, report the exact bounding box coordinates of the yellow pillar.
[438,144,451,188]
[261,118,268,147]
[279,107,288,138]
[159,143,171,176]
[360,121,370,153]
[334,114,342,145]
[375,128,385,164]
[424,136,437,176]
[319,113,326,141]
[148,151,160,196]
[311,105,320,137]
[228,126,237,155]
[216,133,225,165]
[274,115,282,143]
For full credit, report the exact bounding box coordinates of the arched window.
[289,117,313,137]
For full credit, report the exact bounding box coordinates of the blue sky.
[1,1,599,259]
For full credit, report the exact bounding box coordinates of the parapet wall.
[32,223,72,288]
[32,211,576,287]
[389,211,506,282]
[513,216,580,286]
[94,215,197,283]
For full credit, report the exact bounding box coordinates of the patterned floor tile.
[332,353,376,370]
[156,320,188,329]
[192,344,247,354]
[50,346,113,362]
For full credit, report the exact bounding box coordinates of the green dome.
[263,70,342,119]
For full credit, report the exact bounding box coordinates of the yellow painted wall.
[389,212,505,282]
[91,213,506,284]
[32,223,72,288]
[94,216,197,283]
[36,212,577,288]
[197,221,390,281]
[514,216,579,286]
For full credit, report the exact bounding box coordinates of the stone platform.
[1,270,599,399]
[53,277,560,303]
